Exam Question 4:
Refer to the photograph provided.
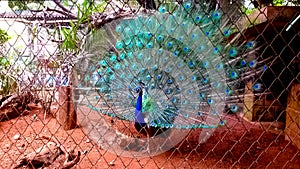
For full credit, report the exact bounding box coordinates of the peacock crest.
[75,1,263,156]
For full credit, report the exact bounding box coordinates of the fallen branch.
[40,135,81,169]
[13,141,62,169]
[13,135,81,169]
[0,92,40,121]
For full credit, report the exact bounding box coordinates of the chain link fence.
[0,0,299,168]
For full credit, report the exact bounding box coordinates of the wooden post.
[244,81,255,121]
[58,86,77,130]
[285,83,300,150]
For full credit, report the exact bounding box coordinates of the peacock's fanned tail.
[78,2,260,129]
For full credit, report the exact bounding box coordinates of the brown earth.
[0,105,299,169]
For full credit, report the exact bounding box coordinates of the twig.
[39,135,68,154]
[53,0,74,14]
[62,151,81,169]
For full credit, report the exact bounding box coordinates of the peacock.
[75,1,265,155]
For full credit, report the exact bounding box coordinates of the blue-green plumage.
[78,2,263,133]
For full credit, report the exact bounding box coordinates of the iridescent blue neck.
[134,87,145,124]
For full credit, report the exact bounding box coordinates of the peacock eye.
[174,51,179,56]
[241,60,246,65]
[184,2,192,10]
[159,5,167,13]
[253,83,262,91]
[231,105,238,112]
[249,60,256,68]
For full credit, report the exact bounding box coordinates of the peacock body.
[76,1,262,152]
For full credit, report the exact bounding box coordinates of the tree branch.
[22,7,77,20]
[90,8,140,28]
[52,0,73,14]
[46,7,77,19]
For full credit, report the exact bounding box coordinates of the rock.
[109,160,115,166]
[31,114,38,121]
[4,144,9,149]
[86,139,90,143]
[13,134,20,140]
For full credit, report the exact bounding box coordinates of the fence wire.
[0,0,299,168]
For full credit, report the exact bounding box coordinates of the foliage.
[0,69,17,95]
[241,0,294,16]
[273,0,300,5]
[0,56,17,95]
[0,57,11,71]
[60,21,79,50]
[8,0,45,10]
[0,29,9,45]
[273,0,286,5]
[0,29,18,95]
[241,6,255,15]
[60,0,107,51]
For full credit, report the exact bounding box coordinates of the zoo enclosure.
[0,0,299,168]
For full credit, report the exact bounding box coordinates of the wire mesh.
[0,0,299,168]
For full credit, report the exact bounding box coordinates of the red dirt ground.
[0,106,299,169]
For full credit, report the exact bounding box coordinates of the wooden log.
[58,86,77,130]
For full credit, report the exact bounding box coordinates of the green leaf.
[0,29,9,45]
[70,20,75,28]
[61,27,69,37]
[63,0,69,6]
[94,1,106,12]
[77,4,81,19]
